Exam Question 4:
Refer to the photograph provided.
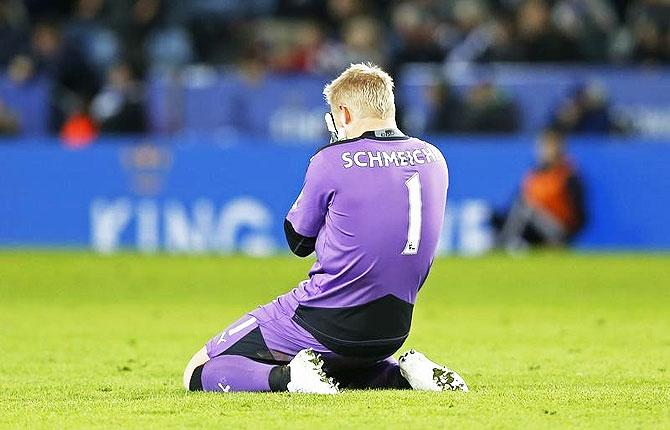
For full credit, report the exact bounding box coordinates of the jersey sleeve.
[286,152,335,238]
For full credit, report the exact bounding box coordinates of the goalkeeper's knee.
[183,346,209,391]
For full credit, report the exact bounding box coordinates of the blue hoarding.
[1,136,668,254]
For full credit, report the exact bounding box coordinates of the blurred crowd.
[0,0,668,140]
[425,79,628,135]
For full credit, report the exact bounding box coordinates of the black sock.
[391,366,412,389]
[189,364,205,391]
[269,364,290,392]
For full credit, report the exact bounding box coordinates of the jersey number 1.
[402,173,422,255]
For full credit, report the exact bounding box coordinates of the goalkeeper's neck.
[346,117,399,140]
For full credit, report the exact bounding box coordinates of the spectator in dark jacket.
[516,0,582,62]
[460,82,521,134]
[0,98,19,135]
[426,80,465,134]
[91,61,146,133]
[550,82,627,134]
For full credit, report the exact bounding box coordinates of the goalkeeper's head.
[323,63,397,142]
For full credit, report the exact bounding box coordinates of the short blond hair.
[323,63,395,120]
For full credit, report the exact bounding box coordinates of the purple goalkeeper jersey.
[281,129,448,357]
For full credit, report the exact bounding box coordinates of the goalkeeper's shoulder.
[302,142,342,183]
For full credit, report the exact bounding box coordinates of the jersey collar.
[339,128,408,143]
[314,128,409,157]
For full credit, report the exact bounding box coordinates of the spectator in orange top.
[498,129,586,250]
[60,102,98,148]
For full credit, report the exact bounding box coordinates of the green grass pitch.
[0,252,668,429]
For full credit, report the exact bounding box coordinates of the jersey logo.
[216,317,257,345]
[218,383,231,392]
[373,128,403,137]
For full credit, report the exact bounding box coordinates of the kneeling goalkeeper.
[183,63,468,394]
